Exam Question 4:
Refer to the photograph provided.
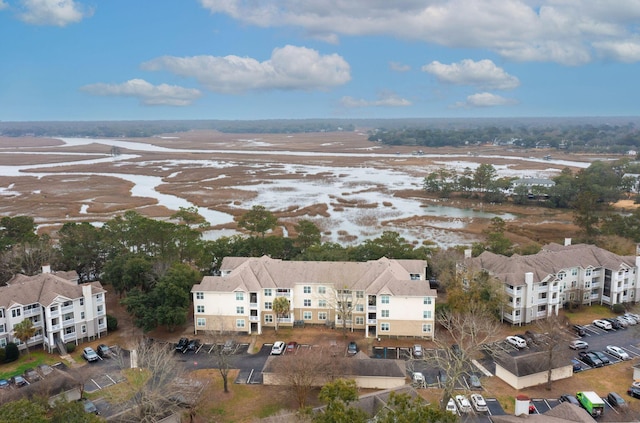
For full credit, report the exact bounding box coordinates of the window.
[98,318,104,327]
[0,309,3,318]
[381,323,390,332]
[572,268,578,276]
[196,292,204,300]
[63,312,73,321]
[80,312,85,320]
[63,301,72,308]
[380,295,390,304]
[423,310,432,319]
[80,298,84,306]
[422,323,432,333]
[236,306,244,314]
[264,315,273,323]
[304,299,311,307]
[381,310,389,318]
[11,308,21,318]
[355,304,364,312]
[81,325,87,334]
[264,302,273,310]
[0,323,5,333]
[303,311,312,320]
[64,326,75,335]
[423,297,432,305]
[236,319,245,328]
[355,316,364,325]
[264,289,272,296]
[538,305,547,312]
[197,318,206,327]
[318,286,326,294]
[539,292,547,299]
[318,312,327,320]
[50,305,58,313]
[571,280,577,288]
[318,300,327,308]
[303,286,311,294]
[0,339,5,347]
[586,269,592,276]
[515,310,521,316]
[236,292,244,301]
[585,281,591,288]
[356,291,364,299]
[196,305,205,313]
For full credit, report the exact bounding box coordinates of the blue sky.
[1,0,640,121]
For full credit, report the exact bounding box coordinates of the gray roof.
[491,402,595,423]
[1,271,105,309]
[194,256,434,297]
[263,355,406,378]
[465,243,636,286]
[495,348,571,377]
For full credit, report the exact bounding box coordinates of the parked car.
[578,351,603,367]
[593,319,613,330]
[412,372,425,387]
[628,386,640,399]
[455,395,472,413]
[347,341,359,356]
[604,318,622,330]
[438,369,448,385]
[222,339,236,354]
[23,368,41,383]
[446,398,458,414]
[37,363,54,377]
[184,339,201,353]
[616,316,629,327]
[96,344,111,358]
[569,340,589,350]
[571,359,582,372]
[413,344,423,358]
[80,398,99,414]
[573,325,586,337]
[606,345,630,360]
[286,341,298,354]
[470,393,488,412]
[589,350,610,365]
[607,392,627,409]
[0,379,9,389]
[11,375,28,387]
[175,338,189,353]
[82,347,99,362]
[506,335,527,349]
[559,394,580,407]
[271,341,285,355]
[468,374,482,389]
[620,314,637,325]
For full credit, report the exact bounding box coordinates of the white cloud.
[389,62,411,72]
[340,92,412,108]
[18,0,92,26]
[422,59,520,90]
[198,0,640,65]
[454,92,517,108]
[0,1,8,11]
[593,39,640,63]
[141,45,351,93]
[80,79,202,106]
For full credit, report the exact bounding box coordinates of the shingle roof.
[194,256,434,297]
[491,402,594,423]
[0,272,105,309]
[465,243,636,286]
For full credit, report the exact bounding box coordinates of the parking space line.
[91,378,101,390]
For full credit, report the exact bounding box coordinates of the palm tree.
[13,319,36,355]
[272,296,290,333]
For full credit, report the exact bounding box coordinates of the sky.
[1,0,640,122]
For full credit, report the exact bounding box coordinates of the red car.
[286,341,298,354]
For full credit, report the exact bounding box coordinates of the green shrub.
[107,314,118,331]
[4,342,19,363]
[65,342,76,353]
[0,348,5,363]
[612,303,626,314]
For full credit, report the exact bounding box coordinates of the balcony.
[62,332,77,342]
[366,318,377,324]
[276,292,291,298]
[249,316,259,322]
[367,305,377,312]
[249,302,258,309]
[276,317,293,323]
[62,318,75,326]
[61,304,74,313]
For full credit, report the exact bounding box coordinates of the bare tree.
[270,347,349,409]
[203,325,239,394]
[324,286,362,336]
[429,303,502,410]
[533,315,573,390]
[113,337,189,423]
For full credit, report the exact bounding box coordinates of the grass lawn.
[563,304,617,325]
[0,350,59,380]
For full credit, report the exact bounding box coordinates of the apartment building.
[191,256,436,339]
[0,265,107,353]
[463,240,640,324]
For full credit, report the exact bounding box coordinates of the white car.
[506,335,527,349]
[593,319,612,330]
[470,393,489,412]
[569,340,589,350]
[412,372,425,387]
[446,398,458,415]
[455,395,472,413]
[615,316,629,327]
[622,314,638,325]
[606,345,630,360]
[270,341,285,355]
[413,344,423,358]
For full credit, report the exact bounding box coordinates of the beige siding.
[495,363,573,390]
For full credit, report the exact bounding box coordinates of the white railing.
[367,305,376,311]
[366,319,377,324]
[249,316,259,322]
